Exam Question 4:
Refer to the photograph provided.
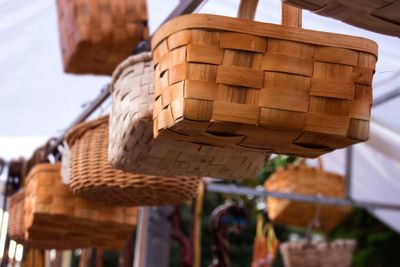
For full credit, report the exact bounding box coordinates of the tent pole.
[345,147,353,199]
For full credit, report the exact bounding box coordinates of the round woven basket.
[109,52,269,179]
[264,160,351,232]
[8,190,25,244]
[66,116,200,206]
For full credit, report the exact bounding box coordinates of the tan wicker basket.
[57,0,148,75]
[67,116,200,206]
[109,52,269,179]
[8,190,25,244]
[281,239,356,267]
[284,0,400,37]
[151,1,377,158]
[25,163,137,250]
[264,160,351,232]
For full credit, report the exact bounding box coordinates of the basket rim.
[8,190,25,207]
[65,116,109,147]
[111,52,153,93]
[151,13,378,56]
[265,163,345,187]
[26,163,61,183]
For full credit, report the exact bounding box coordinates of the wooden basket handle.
[237,0,302,27]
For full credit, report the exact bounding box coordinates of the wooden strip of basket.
[25,163,137,250]
[8,190,25,244]
[264,164,351,232]
[109,53,269,179]
[66,116,200,206]
[284,0,400,37]
[281,239,356,267]
[57,0,149,75]
[61,141,71,184]
[151,14,377,158]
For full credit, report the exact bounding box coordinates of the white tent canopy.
[1,0,400,231]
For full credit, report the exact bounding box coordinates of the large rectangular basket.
[25,163,137,250]
[109,52,269,179]
[264,161,351,232]
[57,0,148,75]
[151,1,377,158]
[284,0,400,37]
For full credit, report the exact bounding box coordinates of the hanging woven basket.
[66,116,200,206]
[280,239,356,267]
[57,0,148,75]
[283,0,400,37]
[151,1,377,158]
[109,52,269,179]
[8,190,26,244]
[264,160,351,232]
[25,163,137,250]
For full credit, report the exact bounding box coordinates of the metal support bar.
[161,0,208,25]
[345,147,353,199]
[206,183,400,211]
[49,84,111,154]
[373,87,400,107]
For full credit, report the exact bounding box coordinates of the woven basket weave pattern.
[264,164,351,232]
[8,191,25,244]
[152,14,377,158]
[284,0,400,37]
[281,240,356,267]
[25,164,137,250]
[109,53,269,179]
[57,0,148,75]
[68,116,200,206]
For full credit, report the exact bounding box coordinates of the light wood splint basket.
[57,0,148,75]
[24,163,137,250]
[66,116,200,206]
[264,159,351,232]
[281,239,356,267]
[109,52,269,179]
[152,0,377,158]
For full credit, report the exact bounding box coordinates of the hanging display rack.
[7,0,400,212]
[206,183,400,211]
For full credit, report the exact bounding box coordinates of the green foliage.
[330,209,400,267]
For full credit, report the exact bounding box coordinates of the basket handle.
[237,0,302,28]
